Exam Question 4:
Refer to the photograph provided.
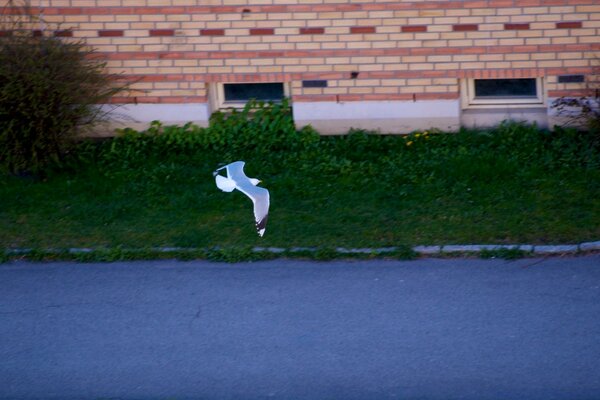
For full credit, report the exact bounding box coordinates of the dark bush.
[0,27,125,175]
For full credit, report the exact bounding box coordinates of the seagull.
[213,161,270,237]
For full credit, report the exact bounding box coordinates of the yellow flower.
[415,133,421,138]
[406,141,413,146]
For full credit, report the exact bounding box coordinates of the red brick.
[98,30,124,37]
[350,26,376,34]
[402,25,428,33]
[54,30,73,37]
[300,27,325,35]
[431,47,463,55]
[158,52,185,59]
[200,29,225,36]
[513,45,538,53]
[556,22,582,29]
[149,29,175,36]
[261,6,287,12]
[418,93,460,100]
[489,0,513,6]
[249,28,274,35]
[504,23,530,30]
[258,51,284,58]
[549,89,594,98]
[364,94,415,101]
[463,1,488,8]
[453,24,478,32]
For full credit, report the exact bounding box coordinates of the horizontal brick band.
[59,87,600,105]
[549,89,596,98]
[109,96,207,104]
[118,65,595,87]
[32,20,592,40]
[203,73,294,83]
[99,43,600,63]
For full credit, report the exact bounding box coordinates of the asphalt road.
[1,255,599,400]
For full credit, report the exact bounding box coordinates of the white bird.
[213,161,270,237]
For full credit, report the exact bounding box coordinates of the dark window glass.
[474,79,537,98]
[223,83,284,102]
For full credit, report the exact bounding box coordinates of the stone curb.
[3,241,600,258]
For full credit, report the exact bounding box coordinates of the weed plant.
[0,1,127,176]
[1,100,600,254]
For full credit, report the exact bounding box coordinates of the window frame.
[212,82,290,109]
[461,78,545,109]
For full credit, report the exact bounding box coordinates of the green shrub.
[86,101,600,196]
[208,98,319,159]
[98,99,320,172]
[0,28,125,175]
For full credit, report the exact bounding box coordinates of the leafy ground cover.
[1,104,599,256]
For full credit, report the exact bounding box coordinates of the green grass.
[1,121,600,256]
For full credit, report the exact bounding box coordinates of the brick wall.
[5,0,600,131]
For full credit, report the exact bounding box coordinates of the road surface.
[1,255,599,399]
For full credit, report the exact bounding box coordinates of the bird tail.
[256,215,268,237]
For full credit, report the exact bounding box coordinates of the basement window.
[213,82,289,109]
[462,78,545,108]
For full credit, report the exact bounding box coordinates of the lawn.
[1,113,600,257]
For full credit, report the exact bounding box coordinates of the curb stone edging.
[2,241,599,260]
[580,241,600,252]
[532,245,579,254]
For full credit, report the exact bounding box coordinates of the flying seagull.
[213,161,270,237]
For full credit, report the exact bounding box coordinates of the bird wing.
[225,161,249,182]
[235,180,270,237]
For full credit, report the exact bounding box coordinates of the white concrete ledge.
[94,103,210,135]
[461,107,549,129]
[293,100,461,134]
